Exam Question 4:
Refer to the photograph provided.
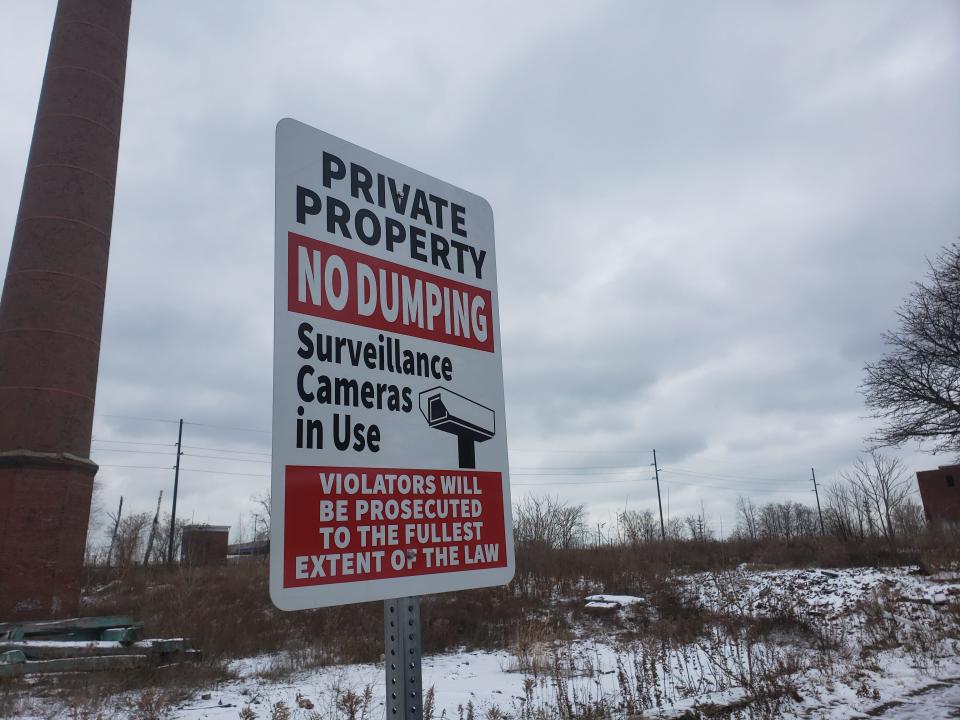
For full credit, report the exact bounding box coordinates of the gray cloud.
[1,0,957,541]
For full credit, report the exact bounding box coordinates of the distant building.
[227,540,270,558]
[916,464,960,524]
[180,525,230,566]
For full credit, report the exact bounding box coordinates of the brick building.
[180,525,229,566]
[916,464,960,525]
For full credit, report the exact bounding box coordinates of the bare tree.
[149,513,188,564]
[758,502,790,539]
[842,451,911,543]
[619,509,659,544]
[684,513,712,541]
[513,495,587,549]
[665,516,686,541]
[863,244,960,454]
[250,491,272,542]
[893,499,926,537]
[734,501,818,540]
[555,502,587,549]
[736,496,759,540]
[112,512,152,568]
[824,480,864,540]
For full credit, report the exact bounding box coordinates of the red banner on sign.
[283,466,507,588]
[287,232,495,352]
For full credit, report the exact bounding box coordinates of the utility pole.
[652,449,666,540]
[106,496,124,567]
[811,467,825,535]
[166,419,183,565]
[143,490,163,566]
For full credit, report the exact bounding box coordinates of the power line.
[182,420,270,434]
[510,470,637,477]
[511,475,807,493]
[98,463,171,470]
[181,444,270,456]
[91,448,175,456]
[664,466,793,484]
[509,448,651,455]
[96,414,270,435]
[97,463,270,480]
[181,452,270,464]
[181,467,268,478]
[94,461,812,496]
[97,413,179,425]
[93,438,175,448]
[510,464,642,471]
[506,468,789,491]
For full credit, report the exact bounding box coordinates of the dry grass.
[3,531,956,718]
[74,533,960,668]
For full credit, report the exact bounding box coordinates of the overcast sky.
[1,1,958,542]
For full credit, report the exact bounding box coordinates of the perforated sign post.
[272,119,514,720]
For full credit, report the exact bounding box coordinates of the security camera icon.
[419,387,495,470]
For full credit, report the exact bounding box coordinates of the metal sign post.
[382,444,474,717]
[385,596,423,720]
[271,120,515,717]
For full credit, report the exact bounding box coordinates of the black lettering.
[322,151,346,188]
[333,413,351,450]
[416,351,429,376]
[334,377,360,406]
[469,246,486,280]
[360,382,375,408]
[350,163,374,203]
[428,194,448,229]
[354,209,381,246]
[327,198,352,238]
[386,385,400,411]
[352,422,366,451]
[297,365,315,402]
[410,189,432,225]
[306,418,323,449]
[385,218,406,252]
[317,333,332,362]
[430,233,451,270]
[450,240,469,274]
[389,178,410,214]
[451,203,467,237]
[297,322,314,359]
[376,173,386,208]
[316,374,332,403]
[441,357,453,381]
[410,226,427,262]
[347,339,362,366]
[336,336,349,362]
[296,186,321,224]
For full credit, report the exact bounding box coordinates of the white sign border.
[269,119,514,611]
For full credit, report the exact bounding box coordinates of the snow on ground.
[165,642,960,720]
[683,565,960,622]
[8,565,960,718]
[583,593,645,609]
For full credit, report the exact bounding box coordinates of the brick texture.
[916,465,960,525]
[0,0,130,621]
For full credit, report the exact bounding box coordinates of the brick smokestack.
[0,0,131,620]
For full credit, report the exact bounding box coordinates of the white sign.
[271,119,514,610]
